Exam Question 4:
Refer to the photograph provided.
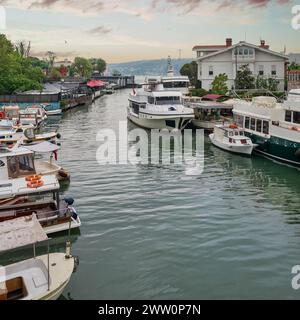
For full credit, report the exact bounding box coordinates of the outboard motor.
[64,197,75,206]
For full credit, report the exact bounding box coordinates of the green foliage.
[256,75,280,92]
[28,57,49,70]
[288,62,300,71]
[211,73,228,95]
[90,58,106,74]
[0,34,44,94]
[190,88,208,97]
[235,64,255,90]
[71,57,92,78]
[180,61,198,86]
[50,68,62,80]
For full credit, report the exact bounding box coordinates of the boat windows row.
[285,110,300,124]
[163,82,189,89]
[234,115,270,134]
[147,96,181,105]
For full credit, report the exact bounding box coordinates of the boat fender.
[56,133,61,139]
[64,197,75,206]
[59,169,70,179]
[0,111,5,119]
[73,256,80,273]
[295,149,300,159]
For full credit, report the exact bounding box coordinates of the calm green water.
[2,89,300,300]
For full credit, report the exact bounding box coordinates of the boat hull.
[43,217,81,235]
[209,134,253,155]
[128,112,192,130]
[247,133,300,167]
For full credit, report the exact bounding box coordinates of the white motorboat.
[2,105,47,128]
[0,175,81,235]
[128,79,194,130]
[209,124,254,156]
[0,215,78,300]
[0,126,59,146]
[0,142,69,181]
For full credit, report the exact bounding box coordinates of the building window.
[271,65,277,76]
[294,111,300,124]
[285,110,292,122]
[259,65,264,76]
[209,66,214,76]
[244,48,249,55]
[249,49,254,56]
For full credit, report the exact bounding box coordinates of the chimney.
[259,39,270,49]
[226,38,232,47]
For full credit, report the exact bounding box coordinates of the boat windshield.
[155,96,181,105]
[163,81,189,88]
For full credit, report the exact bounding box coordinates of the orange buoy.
[229,123,238,129]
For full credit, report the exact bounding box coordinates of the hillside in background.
[108,58,193,76]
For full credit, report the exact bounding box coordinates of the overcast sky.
[0,0,299,62]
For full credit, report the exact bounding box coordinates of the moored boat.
[0,175,81,235]
[209,124,254,155]
[233,96,300,167]
[128,79,194,130]
[0,215,78,300]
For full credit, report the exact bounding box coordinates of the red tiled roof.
[87,80,105,87]
[202,94,225,101]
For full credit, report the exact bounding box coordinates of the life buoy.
[25,175,42,182]
[229,123,238,129]
[27,180,44,189]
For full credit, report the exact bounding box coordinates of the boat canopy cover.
[87,80,105,87]
[0,215,48,252]
[23,141,60,153]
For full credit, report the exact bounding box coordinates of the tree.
[90,58,106,74]
[256,75,280,92]
[72,57,92,78]
[211,73,228,95]
[235,64,255,89]
[0,34,44,94]
[180,61,198,87]
[50,68,62,80]
[15,40,31,58]
[288,62,300,71]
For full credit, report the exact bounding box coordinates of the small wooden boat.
[209,124,254,156]
[0,175,81,235]
[0,215,78,300]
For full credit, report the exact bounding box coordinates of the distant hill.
[108,58,194,76]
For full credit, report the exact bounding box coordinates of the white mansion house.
[193,38,289,91]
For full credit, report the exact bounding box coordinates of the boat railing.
[230,89,287,103]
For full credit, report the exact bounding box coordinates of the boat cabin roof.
[150,91,182,98]
[0,175,60,199]
[0,146,33,158]
[161,76,189,82]
[188,101,233,110]
[0,214,48,252]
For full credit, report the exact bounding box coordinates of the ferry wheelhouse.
[233,96,300,167]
